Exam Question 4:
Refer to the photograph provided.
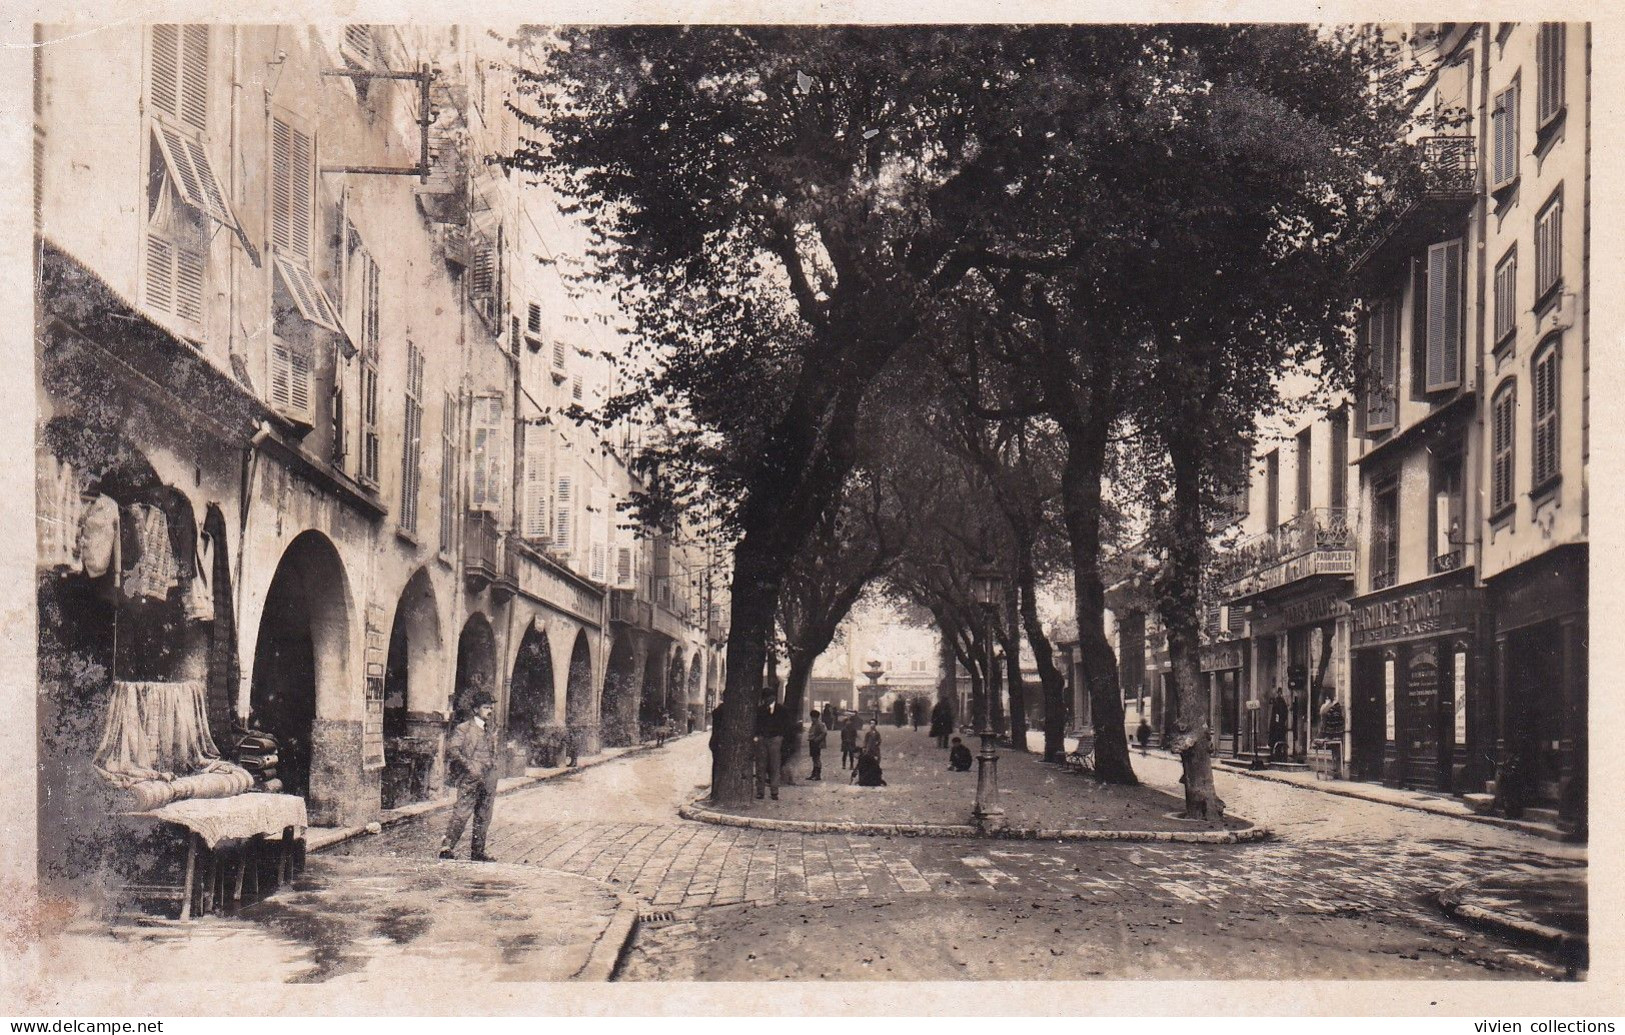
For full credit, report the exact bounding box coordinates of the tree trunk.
[1161,428,1225,822]
[938,622,958,712]
[710,531,790,805]
[1003,577,1027,751]
[1059,421,1136,784]
[1017,540,1068,762]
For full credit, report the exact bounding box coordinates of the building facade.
[34,23,720,893]
[1347,22,1587,831]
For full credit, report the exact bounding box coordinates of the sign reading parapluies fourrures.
[1351,574,1480,648]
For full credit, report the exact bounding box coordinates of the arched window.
[1490,379,1517,517]
[1532,337,1562,491]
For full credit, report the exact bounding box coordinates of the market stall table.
[121,792,308,919]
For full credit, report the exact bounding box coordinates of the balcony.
[463,510,516,596]
[1349,136,1477,281]
[609,587,654,629]
[1216,507,1356,602]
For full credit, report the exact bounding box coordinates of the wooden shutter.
[1533,346,1560,487]
[554,474,573,552]
[151,26,208,131]
[523,431,550,541]
[1536,194,1563,298]
[1491,84,1518,188]
[1538,24,1565,125]
[1494,249,1517,345]
[271,117,314,260]
[1365,302,1397,433]
[614,544,635,589]
[145,233,176,316]
[1425,239,1464,392]
[270,340,313,418]
[1492,383,1515,513]
[528,302,543,334]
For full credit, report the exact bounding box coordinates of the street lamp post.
[969,560,1008,834]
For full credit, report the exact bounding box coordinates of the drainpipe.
[1471,24,1489,577]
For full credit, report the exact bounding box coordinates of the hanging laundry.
[158,487,198,586]
[185,529,215,622]
[77,494,120,579]
[123,503,177,602]
[37,452,84,570]
[202,504,237,735]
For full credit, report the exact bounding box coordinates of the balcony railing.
[463,510,516,592]
[1215,507,1355,599]
[1350,135,1477,278]
[609,587,654,629]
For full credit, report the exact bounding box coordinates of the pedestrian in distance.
[822,701,837,730]
[892,696,907,727]
[910,696,924,732]
[754,688,787,801]
[1269,689,1289,762]
[440,693,501,862]
[840,711,860,770]
[1136,715,1152,755]
[947,736,973,772]
[806,709,826,780]
[930,698,954,749]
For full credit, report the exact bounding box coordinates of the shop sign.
[1251,590,1351,637]
[1383,656,1396,741]
[1352,579,1478,648]
[363,603,387,771]
[1491,548,1587,634]
[1230,548,1356,597]
[1201,641,1244,672]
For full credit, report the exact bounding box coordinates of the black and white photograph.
[6,7,1613,1017]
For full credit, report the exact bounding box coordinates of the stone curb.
[1437,878,1588,970]
[677,801,1270,844]
[1205,758,1582,843]
[576,891,644,983]
[307,740,666,853]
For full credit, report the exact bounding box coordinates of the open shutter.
[271,117,314,260]
[1426,240,1464,391]
[554,474,573,553]
[271,340,313,419]
[523,431,550,541]
[145,233,176,315]
[151,26,208,131]
[1365,302,1397,433]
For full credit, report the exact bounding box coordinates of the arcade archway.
[382,568,442,807]
[250,530,352,812]
[507,623,556,767]
[454,613,498,720]
[601,634,639,747]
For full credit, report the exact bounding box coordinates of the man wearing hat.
[439,692,501,861]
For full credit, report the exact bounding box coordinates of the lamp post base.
[972,729,1006,833]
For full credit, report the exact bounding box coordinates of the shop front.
[1348,569,1487,792]
[1200,640,1246,756]
[1248,588,1351,763]
[1486,544,1587,830]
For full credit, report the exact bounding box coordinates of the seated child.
[948,736,973,772]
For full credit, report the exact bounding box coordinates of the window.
[1536,23,1566,128]
[1295,428,1312,515]
[1372,480,1400,591]
[1431,452,1464,573]
[330,362,347,466]
[271,117,315,262]
[1363,296,1400,432]
[1532,340,1561,491]
[1264,450,1279,530]
[522,427,550,543]
[1423,239,1465,392]
[269,337,313,419]
[1491,380,1517,516]
[359,360,379,487]
[1491,80,1519,189]
[468,395,505,513]
[554,472,574,554]
[268,114,341,422]
[528,302,543,334]
[1535,189,1563,303]
[400,345,424,533]
[343,222,380,357]
[440,393,459,553]
[144,25,244,328]
[1328,408,1348,511]
[1494,247,1518,349]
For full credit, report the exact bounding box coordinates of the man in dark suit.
[754,688,787,801]
[439,693,501,861]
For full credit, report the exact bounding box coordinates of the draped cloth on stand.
[128,793,307,850]
[94,679,221,783]
[201,504,236,736]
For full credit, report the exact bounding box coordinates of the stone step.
[1462,792,1497,814]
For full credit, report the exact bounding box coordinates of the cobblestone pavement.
[341,734,1586,980]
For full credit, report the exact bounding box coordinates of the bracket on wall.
[319,64,435,183]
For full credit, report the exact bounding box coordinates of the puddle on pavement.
[241,898,369,984]
[373,906,434,945]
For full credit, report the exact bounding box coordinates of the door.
[1350,651,1386,781]
[1402,642,1442,789]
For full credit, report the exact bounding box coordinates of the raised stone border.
[1437,877,1588,976]
[678,801,1270,843]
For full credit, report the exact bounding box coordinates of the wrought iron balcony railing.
[1213,507,1355,598]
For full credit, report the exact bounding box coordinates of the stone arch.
[601,633,640,747]
[666,649,688,730]
[639,646,666,736]
[381,568,442,807]
[566,629,596,753]
[687,653,704,731]
[454,612,498,720]
[249,529,353,822]
[507,622,556,766]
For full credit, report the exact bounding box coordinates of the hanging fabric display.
[77,494,120,579]
[93,679,253,812]
[185,530,215,622]
[123,503,177,601]
[37,451,85,570]
[202,504,236,734]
